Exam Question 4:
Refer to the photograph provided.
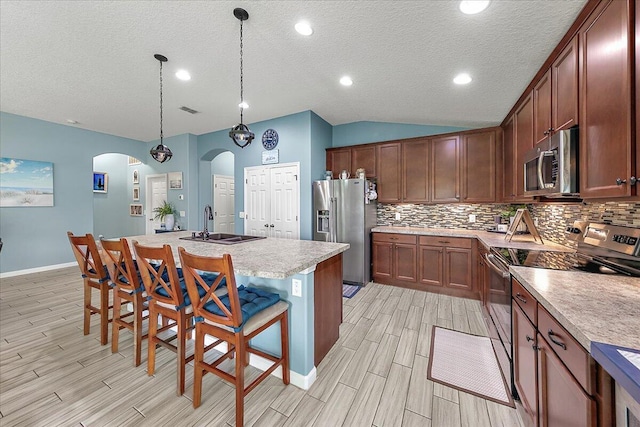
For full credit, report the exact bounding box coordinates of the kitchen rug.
[427,326,514,407]
[342,284,362,299]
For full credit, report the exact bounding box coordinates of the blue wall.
[0,112,148,273]
[332,121,470,147]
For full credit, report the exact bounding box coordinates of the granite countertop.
[510,266,640,351]
[372,226,572,252]
[123,231,349,279]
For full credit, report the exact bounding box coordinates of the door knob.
[270,224,275,228]
[264,224,269,228]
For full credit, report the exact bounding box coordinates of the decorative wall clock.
[262,129,279,150]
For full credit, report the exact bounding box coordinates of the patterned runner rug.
[427,326,514,407]
[342,284,362,298]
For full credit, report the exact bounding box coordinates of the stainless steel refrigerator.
[312,178,377,286]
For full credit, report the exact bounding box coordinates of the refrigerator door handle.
[331,196,338,242]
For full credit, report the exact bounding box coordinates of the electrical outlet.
[395,212,401,221]
[534,218,539,227]
[469,214,476,223]
[178,194,184,200]
[239,211,245,219]
[292,279,302,297]
[179,210,186,217]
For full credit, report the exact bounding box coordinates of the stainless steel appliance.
[483,222,640,399]
[312,178,377,286]
[523,127,578,197]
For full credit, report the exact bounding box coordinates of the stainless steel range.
[483,222,640,399]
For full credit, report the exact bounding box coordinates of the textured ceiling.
[0,0,588,142]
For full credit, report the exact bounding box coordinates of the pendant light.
[229,7,255,149]
[150,54,173,163]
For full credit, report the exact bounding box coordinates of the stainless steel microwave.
[523,127,578,197]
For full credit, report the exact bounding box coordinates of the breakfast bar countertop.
[125,231,349,279]
[510,266,640,352]
[371,226,572,252]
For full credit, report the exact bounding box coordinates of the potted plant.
[153,200,177,230]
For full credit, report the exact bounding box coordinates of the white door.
[245,167,270,237]
[213,174,235,233]
[244,163,299,239]
[270,165,299,239]
[145,174,168,235]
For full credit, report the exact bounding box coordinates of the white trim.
[204,337,316,390]
[0,262,76,279]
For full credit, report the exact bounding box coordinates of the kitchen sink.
[180,232,266,245]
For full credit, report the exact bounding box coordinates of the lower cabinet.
[372,233,417,285]
[372,232,478,299]
[512,278,599,427]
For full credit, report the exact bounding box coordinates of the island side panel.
[314,253,343,366]
[236,271,315,381]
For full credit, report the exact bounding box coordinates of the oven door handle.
[485,253,510,278]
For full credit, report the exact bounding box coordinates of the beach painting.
[0,158,54,207]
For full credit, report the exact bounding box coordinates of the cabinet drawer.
[419,236,472,248]
[373,233,416,245]
[512,278,537,325]
[537,304,593,394]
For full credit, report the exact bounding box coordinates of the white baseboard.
[0,262,76,279]
[204,337,316,390]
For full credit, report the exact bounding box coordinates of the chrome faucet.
[203,205,213,237]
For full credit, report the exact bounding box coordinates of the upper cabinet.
[462,130,497,203]
[579,0,634,198]
[431,135,461,203]
[514,92,534,201]
[502,116,516,201]
[326,144,377,179]
[533,37,579,146]
[376,142,402,202]
[402,138,430,203]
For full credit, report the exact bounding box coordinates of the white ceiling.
[0,0,588,142]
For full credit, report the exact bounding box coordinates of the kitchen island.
[125,231,350,390]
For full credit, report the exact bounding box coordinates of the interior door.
[270,165,299,239]
[212,174,234,233]
[145,174,167,235]
[244,163,299,239]
[244,167,269,237]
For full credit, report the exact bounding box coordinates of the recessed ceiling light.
[66,119,78,124]
[340,76,353,86]
[239,101,249,109]
[175,69,191,81]
[453,73,472,85]
[295,21,313,36]
[459,1,490,14]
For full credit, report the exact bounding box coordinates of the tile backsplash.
[377,201,640,247]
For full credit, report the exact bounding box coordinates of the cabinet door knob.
[515,294,527,304]
[630,176,637,186]
[526,335,534,342]
[543,130,549,136]
[616,178,627,186]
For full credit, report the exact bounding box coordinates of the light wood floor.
[0,267,524,426]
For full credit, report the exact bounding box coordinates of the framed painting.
[0,158,54,207]
[132,186,140,201]
[132,169,139,184]
[93,172,108,193]
[130,204,143,216]
[168,171,182,189]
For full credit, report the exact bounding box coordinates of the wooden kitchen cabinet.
[532,36,579,147]
[462,130,496,202]
[513,302,539,426]
[402,138,430,203]
[533,70,552,146]
[376,142,402,203]
[514,92,535,201]
[372,233,417,285]
[418,236,476,298]
[502,116,516,202]
[579,0,634,198]
[512,278,598,427]
[351,145,377,178]
[430,135,460,203]
[326,148,351,179]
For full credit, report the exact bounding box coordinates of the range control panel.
[582,223,640,257]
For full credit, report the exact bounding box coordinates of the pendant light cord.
[159,59,164,144]
[239,18,244,124]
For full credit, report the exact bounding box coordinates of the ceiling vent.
[179,106,199,114]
